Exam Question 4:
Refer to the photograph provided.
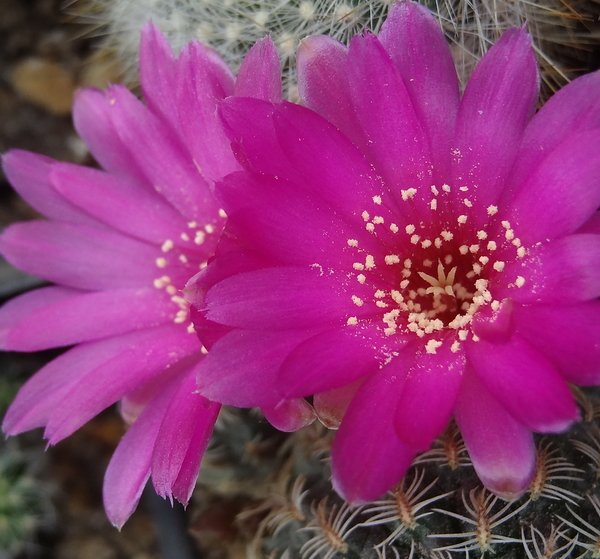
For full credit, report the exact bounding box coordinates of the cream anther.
[425,339,443,354]
[401,188,417,200]
[161,240,174,252]
[351,295,364,306]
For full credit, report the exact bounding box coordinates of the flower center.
[343,184,528,354]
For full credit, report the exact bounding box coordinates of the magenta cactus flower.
[187,1,600,503]
[0,24,283,527]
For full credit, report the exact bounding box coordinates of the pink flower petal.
[506,130,600,243]
[2,288,173,352]
[0,286,82,350]
[313,379,364,429]
[466,334,579,433]
[578,211,600,234]
[2,329,189,436]
[0,221,158,290]
[139,22,177,132]
[513,301,600,385]
[218,97,289,176]
[72,89,147,184]
[217,172,381,268]
[297,35,368,151]
[50,163,191,245]
[152,366,220,503]
[272,102,390,217]
[235,36,282,102]
[2,151,104,228]
[105,85,219,222]
[394,341,465,451]
[104,373,181,528]
[347,32,432,213]
[508,69,600,192]
[261,398,316,433]
[43,325,201,444]
[379,1,459,181]
[497,234,600,303]
[278,324,395,397]
[204,266,349,330]
[451,27,539,224]
[332,364,416,503]
[195,328,321,407]
[173,41,238,183]
[454,368,535,499]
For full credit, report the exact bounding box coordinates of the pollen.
[353,262,365,270]
[517,246,526,258]
[366,223,375,232]
[347,316,358,326]
[405,224,416,235]
[493,261,505,272]
[161,239,174,252]
[180,232,190,241]
[441,231,453,241]
[218,208,227,218]
[457,215,468,224]
[372,195,382,205]
[430,199,438,210]
[425,339,443,354]
[463,198,473,208]
[365,255,375,269]
[477,230,488,240]
[459,245,469,255]
[421,239,432,249]
[178,254,188,263]
[487,205,498,216]
[347,239,358,247]
[194,230,206,244]
[410,234,420,244]
[362,211,370,221]
[442,184,451,192]
[374,290,386,298]
[487,241,497,251]
[205,224,215,234]
[401,188,417,200]
[431,185,439,196]
[357,274,366,284]
[515,276,525,287]
[155,257,167,268]
[385,254,400,265]
[390,223,399,233]
[351,295,364,306]
[373,216,384,224]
